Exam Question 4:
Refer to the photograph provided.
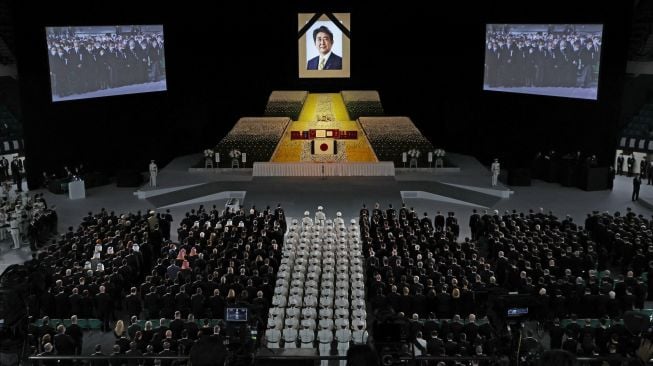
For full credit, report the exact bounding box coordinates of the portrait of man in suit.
[306,25,342,70]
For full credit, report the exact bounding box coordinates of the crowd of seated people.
[362,202,653,360]
[27,202,286,362]
[24,197,653,363]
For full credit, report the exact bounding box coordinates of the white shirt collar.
[319,52,332,64]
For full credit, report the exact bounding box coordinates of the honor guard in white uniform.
[351,323,368,345]
[351,317,367,331]
[311,235,322,247]
[308,264,322,276]
[9,213,20,249]
[266,320,282,348]
[290,218,299,230]
[317,324,333,366]
[318,315,334,331]
[315,206,326,227]
[322,269,335,282]
[321,290,334,304]
[286,303,301,319]
[334,212,345,227]
[272,294,287,308]
[149,160,158,187]
[274,285,288,297]
[491,158,500,186]
[349,249,363,260]
[304,294,318,309]
[295,258,307,271]
[352,280,365,292]
[290,287,304,300]
[324,233,336,246]
[283,324,298,348]
[297,259,308,270]
[0,209,7,241]
[335,324,351,366]
[348,221,359,238]
[277,270,290,283]
[299,324,315,348]
[334,313,349,329]
[335,288,348,299]
[301,313,317,330]
[305,286,319,297]
[284,315,299,330]
[352,301,367,316]
[306,272,319,283]
[334,307,349,319]
[302,211,313,230]
[323,256,335,268]
[309,256,320,267]
[318,307,333,320]
[351,288,365,300]
[336,271,348,283]
[296,248,309,260]
[335,280,349,292]
[269,307,285,321]
[351,260,363,271]
[301,306,317,321]
[333,290,349,310]
[351,298,365,310]
[321,280,334,292]
[268,313,283,330]
[291,278,304,290]
[336,255,349,266]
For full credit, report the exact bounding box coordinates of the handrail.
[29,355,190,360]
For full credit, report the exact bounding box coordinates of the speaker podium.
[578,166,610,191]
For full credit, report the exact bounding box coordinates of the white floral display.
[407,149,421,158]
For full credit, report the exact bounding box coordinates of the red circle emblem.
[320,143,329,151]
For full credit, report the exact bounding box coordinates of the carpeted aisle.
[271,93,378,162]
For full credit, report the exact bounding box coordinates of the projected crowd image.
[46,25,167,102]
[484,24,602,100]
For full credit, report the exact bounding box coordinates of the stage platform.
[134,152,512,213]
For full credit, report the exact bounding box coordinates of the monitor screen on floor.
[483,24,603,100]
[46,25,167,102]
[225,307,248,322]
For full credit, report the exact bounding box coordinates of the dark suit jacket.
[307,53,342,70]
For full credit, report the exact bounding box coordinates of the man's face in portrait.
[315,31,333,56]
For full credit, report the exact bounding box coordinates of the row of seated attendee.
[362,202,653,359]
[33,315,228,366]
[27,202,287,362]
[477,208,649,318]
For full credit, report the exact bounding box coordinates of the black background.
[12,0,633,188]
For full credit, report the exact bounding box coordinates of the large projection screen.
[46,25,167,102]
[484,24,603,100]
[298,13,351,79]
